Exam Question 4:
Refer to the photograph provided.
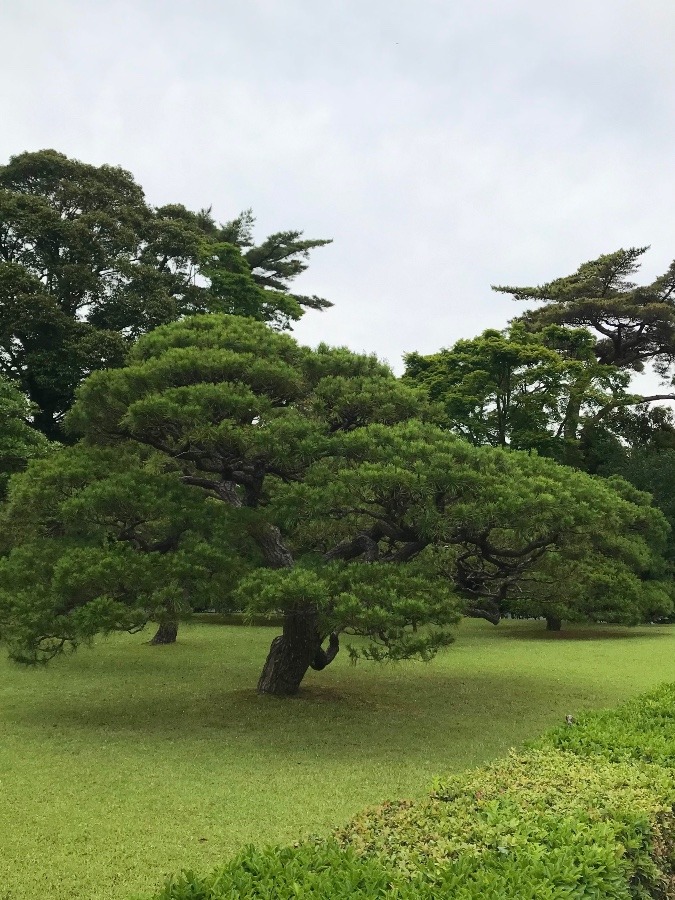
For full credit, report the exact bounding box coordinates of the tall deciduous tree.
[0,150,332,439]
[404,325,629,462]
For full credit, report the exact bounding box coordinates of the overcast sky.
[2,0,674,374]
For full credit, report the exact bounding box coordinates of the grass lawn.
[2,619,675,900]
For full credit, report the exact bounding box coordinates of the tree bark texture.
[562,370,594,467]
[201,489,337,694]
[149,621,179,644]
[250,521,331,695]
[465,605,501,625]
[257,608,322,696]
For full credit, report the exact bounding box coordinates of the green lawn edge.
[3,620,675,899]
[148,682,675,899]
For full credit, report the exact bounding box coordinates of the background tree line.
[1,149,675,695]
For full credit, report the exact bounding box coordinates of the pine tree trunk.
[149,621,179,644]
[257,609,321,696]
[546,614,562,632]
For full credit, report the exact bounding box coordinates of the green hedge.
[536,682,675,767]
[336,749,675,898]
[142,685,675,899]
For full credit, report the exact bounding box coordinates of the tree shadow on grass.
[4,668,607,757]
[495,624,673,642]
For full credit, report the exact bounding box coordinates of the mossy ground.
[2,619,675,900]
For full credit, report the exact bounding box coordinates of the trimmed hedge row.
[538,683,675,767]
[143,684,675,899]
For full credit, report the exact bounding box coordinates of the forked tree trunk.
[257,609,320,696]
[546,614,562,632]
[214,512,336,694]
[149,620,179,644]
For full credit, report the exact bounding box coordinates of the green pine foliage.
[3,313,671,678]
[0,374,50,497]
[0,444,253,661]
[279,420,673,628]
[494,247,675,372]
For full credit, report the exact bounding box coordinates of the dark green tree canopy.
[2,314,669,689]
[0,150,332,439]
[581,405,675,566]
[494,247,675,373]
[0,375,50,498]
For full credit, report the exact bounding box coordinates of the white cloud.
[2,0,675,373]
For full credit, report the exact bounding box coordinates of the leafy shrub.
[537,682,675,767]
[338,749,675,898]
[143,843,415,900]
[142,684,675,899]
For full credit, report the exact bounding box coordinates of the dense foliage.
[4,147,675,897]
[0,314,462,686]
[404,324,629,464]
[581,406,675,564]
[0,313,670,685]
[0,444,253,659]
[279,422,673,629]
[0,374,50,497]
[0,150,331,439]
